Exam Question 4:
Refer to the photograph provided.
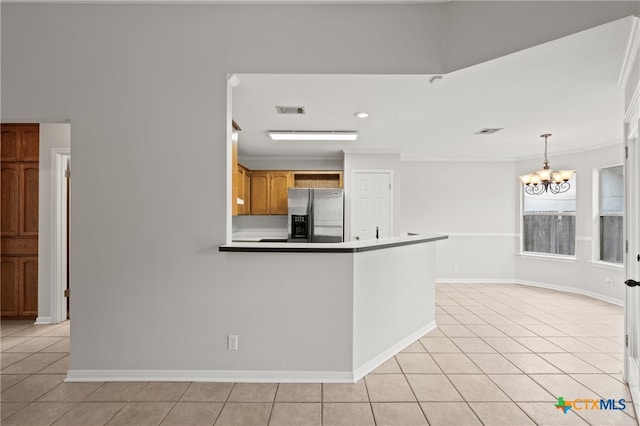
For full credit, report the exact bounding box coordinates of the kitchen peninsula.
[219,234,446,382]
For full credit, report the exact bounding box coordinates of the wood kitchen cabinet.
[292,171,342,189]
[250,171,293,215]
[237,165,250,215]
[231,121,241,216]
[245,170,342,215]
[270,172,292,214]
[1,123,39,319]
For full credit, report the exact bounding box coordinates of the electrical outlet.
[452,264,459,271]
[228,335,238,351]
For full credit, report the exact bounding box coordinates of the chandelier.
[519,134,575,195]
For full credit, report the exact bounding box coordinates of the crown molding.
[624,80,640,124]
[401,156,513,162]
[618,16,640,89]
[514,139,623,162]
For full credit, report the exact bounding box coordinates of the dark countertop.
[219,234,448,253]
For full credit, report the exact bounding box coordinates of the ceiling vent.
[474,128,503,135]
[276,106,305,115]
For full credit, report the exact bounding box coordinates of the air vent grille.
[276,106,305,115]
[474,128,503,135]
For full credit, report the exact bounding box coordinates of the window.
[599,165,624,263]
[522,175,576,255]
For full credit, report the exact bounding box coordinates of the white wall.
[239,157,342,171]
[2,2,637,376]
[37,123,71,323]
[353,242,436,373]
[400,160,518,282]
[515,144,626,304]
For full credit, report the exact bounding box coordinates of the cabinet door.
[237,167,246,215]
[244,170,251,214]
[270,172,292,215]
[250,172,270,215]
[19,257,38,316]
[1,163,20,236]
[232,138,238,216]
[1,126,20,161]
[20,125,40,162]
[20,163,39,236]
[1,257,20,316]
[0,124,39,161]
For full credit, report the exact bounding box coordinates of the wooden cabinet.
[237,165,250,215]
[244,170,342,216]
[293,171,342,189]
[1,124,39,162]
[270,172,293,215]
[250,171,293,215]
[1,124,39,319]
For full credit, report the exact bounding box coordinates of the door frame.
[350,169,394,242]
[50,148,70,324]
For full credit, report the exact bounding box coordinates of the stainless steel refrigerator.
[287,188,344,243]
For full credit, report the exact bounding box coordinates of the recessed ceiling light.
[354,112,369,119]
[268,131,358,141]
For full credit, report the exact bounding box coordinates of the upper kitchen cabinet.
[293,171,342,189]
[1,124,39,162]
[270,172,292,214]
[250,171,293,215]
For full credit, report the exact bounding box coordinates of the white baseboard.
[515,279,624,307]
[436,278,515,284]
[66,369,354,384]
[67,321,438,384]
[35,317,52,325]
[352,320,437,382]
[436,278,623,306]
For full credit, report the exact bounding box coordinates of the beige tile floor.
[1,283,638,425]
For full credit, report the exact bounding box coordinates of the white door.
[625,134,640,413]
[352,172,392,241]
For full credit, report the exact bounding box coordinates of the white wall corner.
[352,321,436,383]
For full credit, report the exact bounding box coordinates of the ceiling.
[232,17,630,162]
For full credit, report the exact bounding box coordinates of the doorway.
[351,171,393,241]
[625,133,640,413]
[52,149,70,323]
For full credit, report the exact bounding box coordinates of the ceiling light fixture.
[354,112,369,119]
[519,134,575,195]
[268,131,358,141]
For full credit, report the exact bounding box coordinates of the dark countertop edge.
[219,235,448,253]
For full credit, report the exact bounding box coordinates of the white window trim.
[518,252,577,263]
[520,179,577,257]
[590,260,625,271]
[594,164,624,264]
